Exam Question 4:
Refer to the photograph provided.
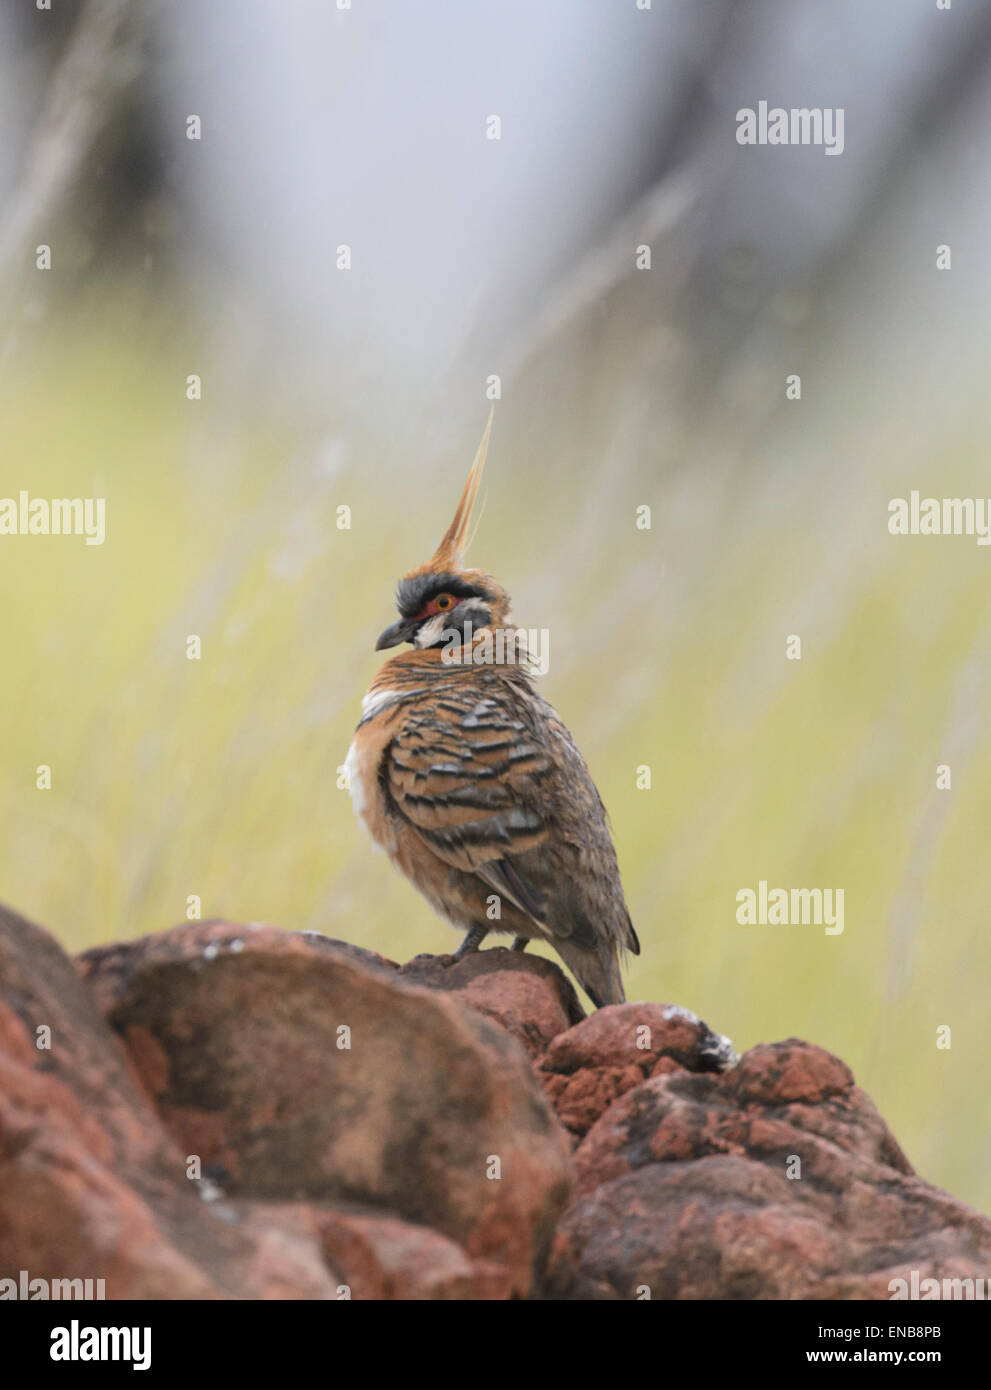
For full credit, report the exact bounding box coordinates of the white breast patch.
[345,688,399,838]
[361,687,399,718]
[343,738,367,820]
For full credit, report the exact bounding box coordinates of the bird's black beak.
[375,618,418,651]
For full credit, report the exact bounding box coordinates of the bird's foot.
[449,922,489,963]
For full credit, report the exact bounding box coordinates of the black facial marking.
[396,572,492,619]
[434,604,491,648]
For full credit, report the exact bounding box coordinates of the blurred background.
[1,0,990,1212]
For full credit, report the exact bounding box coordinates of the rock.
[398,946,585,1057]
[0,905,338,1299]
[3,903,988,1301]
[314,1209,511,1300]
[79,919,572,1297]
[538,1001,737,1141]
[546,1038,991,1299]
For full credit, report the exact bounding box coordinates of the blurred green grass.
[2,318,989,1217]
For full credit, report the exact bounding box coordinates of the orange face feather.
[411,406,493,577]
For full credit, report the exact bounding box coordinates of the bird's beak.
[375,618,418,651]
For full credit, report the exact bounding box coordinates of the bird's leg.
[510,936,529,953]
[450,922,489,961]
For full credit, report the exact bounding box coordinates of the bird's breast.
[345,692,403,853]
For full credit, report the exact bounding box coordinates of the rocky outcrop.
[1,904,988,1299]
[77,919,569,1297]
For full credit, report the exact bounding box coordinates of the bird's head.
[375,410,512,652]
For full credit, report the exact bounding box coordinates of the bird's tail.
[557,939,626,1009]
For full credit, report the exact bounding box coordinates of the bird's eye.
[435,594,453,610]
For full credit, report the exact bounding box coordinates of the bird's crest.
[427,407,493,572]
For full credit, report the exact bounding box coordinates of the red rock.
[547,1039,991,1299]
[725,1038,854,1104]
[539,1001,737,1140]
[79,919,573,1297]
[4,903,988,1301]
[398,946,584,1057]
[0,906,337,1299]
[314,1210,511,1300]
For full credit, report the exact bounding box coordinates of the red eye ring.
[414,592,458,620]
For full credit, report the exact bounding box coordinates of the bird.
[344,412,640,1007]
